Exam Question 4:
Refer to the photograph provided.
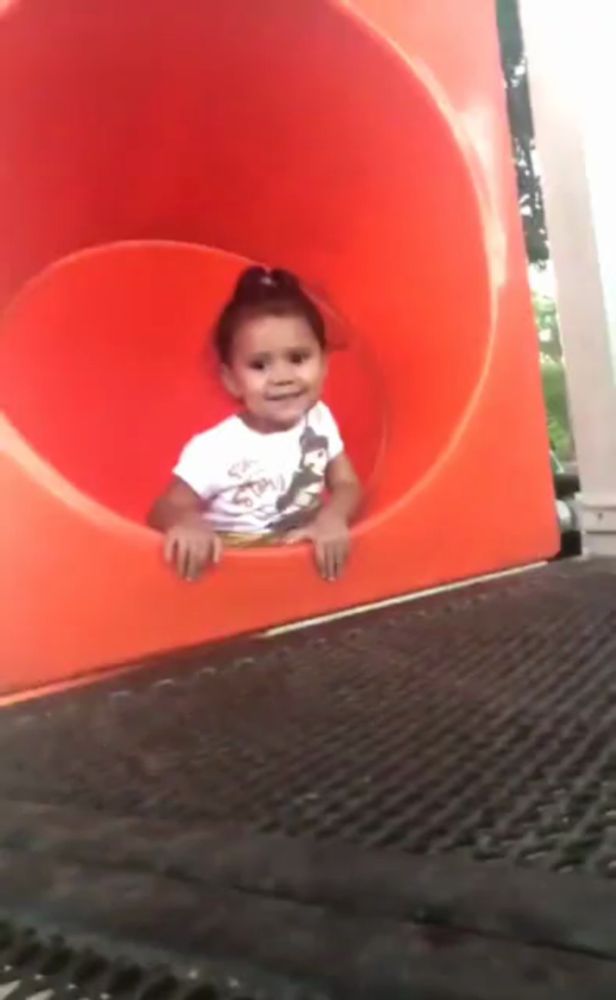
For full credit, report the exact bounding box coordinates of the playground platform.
[1,558,615,999]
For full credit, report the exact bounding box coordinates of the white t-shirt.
[173,402,344,535]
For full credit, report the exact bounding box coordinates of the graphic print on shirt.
[267,424,330,533]
[173,402,342,535]
[227,461,286,512]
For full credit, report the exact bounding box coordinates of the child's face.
[222,314,327,430]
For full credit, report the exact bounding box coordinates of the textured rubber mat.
[1,559,616,997]
[2,561,616,875]
[0,918,316,1000]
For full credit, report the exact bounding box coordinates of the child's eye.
[249,358,268,371]
[289,350,310,365]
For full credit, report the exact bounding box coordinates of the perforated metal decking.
[1,560,616,998]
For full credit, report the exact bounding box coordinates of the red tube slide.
[0,0,558,695]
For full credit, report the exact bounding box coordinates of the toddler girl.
[148,266,361,581]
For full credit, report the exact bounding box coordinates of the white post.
[519,0,616,554]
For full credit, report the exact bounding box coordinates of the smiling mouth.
[267,391,305,402]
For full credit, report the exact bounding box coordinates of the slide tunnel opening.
[0,0,492,528]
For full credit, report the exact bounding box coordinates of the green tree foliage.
[533,292,560,361]
[533,295,573,460]
[496,0,549,265]
[542,360,572,461]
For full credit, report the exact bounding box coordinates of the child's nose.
[270,361,295,384]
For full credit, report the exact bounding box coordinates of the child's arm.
[323,452,362,526]
[148,479,221,581]
[286,453,362,581]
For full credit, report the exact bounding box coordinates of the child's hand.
[285,509,350,581]
[164,515,222,581]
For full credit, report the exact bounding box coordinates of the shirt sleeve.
[318,403,345,461]
[173,433,217,499]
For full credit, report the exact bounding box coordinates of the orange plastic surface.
[0,0,558,695]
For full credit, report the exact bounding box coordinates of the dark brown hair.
[214,266,326,364]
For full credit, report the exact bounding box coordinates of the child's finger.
[212,534,223,564]
[327,542,340,581]
[164,532,177,566]
[321,541,332,581]
[184,546,199,581]
[174,537,195,581]
[315,539,329,580]
[189,540,212,580]
[175,538,189,579]
[330,539,349,581]
[184,541,201,581]
[335,538,349,578]
[326,543,339,581]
